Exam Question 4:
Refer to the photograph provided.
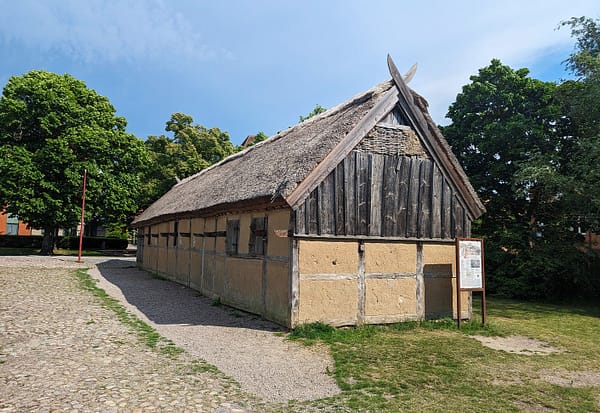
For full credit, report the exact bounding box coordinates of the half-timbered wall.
[136,208,292,326]
[294,150,471,239]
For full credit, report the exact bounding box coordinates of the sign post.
[77,169,87,263]
[455,238,486,328]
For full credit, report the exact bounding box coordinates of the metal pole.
[77,169,87,263]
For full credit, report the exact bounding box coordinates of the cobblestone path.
[0,265,270,412]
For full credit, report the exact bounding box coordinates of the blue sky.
[0,1,598,145]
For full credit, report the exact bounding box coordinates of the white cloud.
[380,0,599,124]
[0,0,229,64]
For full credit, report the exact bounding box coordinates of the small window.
[6,214,18,235]
[226,220,240,255]
[147,227,152,245]
[249,217,268,256]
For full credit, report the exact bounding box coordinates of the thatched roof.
[133,81,395,226]
[133,65,484,227]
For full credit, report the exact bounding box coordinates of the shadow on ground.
[94,259,284,332]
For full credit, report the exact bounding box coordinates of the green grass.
[289,298,600,412]
[74,268,184,357]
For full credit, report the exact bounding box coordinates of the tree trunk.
[40,226,56,255]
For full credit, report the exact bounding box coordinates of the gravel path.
[0,255,341,411]
[86,258,340,403]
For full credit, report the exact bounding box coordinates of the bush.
[0,235,43,248]
[486,239,600,300]
[56,236,128,250]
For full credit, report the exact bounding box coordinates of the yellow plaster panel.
[215,216,228,252]
[423,244,456,274]
[298,240,358,275]
[189,250,203,291]
[157,248,167,274]
[217,215,228,230]
[364,242,416,273]
[297,279,358,324]
[365,278,417,317]
[267,209,291,257]
[167,248,177,278]
[142,246,154,269]
[224,258,263,312]
[265,261,289,324]
[238,213,251,255]
[202,253,216,294]
[179,219,190,232]
[213,256,226,296]
[191,218,204,236]
[204,217,216,232]
[176,249,189,282]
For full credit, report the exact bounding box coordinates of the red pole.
[77,169,87,263]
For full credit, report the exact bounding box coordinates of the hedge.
[0,235,128,250]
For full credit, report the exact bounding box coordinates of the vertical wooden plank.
[441,179,452,239]
[449,192,456,239]
[431,164,443,238]
[356,151,369,235]
[418,159,433,238]
[257,217,267,255]
[344,153,356,235]
[396,156,410,237]
[453,196,464,238]
[465,213,472,237]
[462,208,468,238]
[319,173,334,235]
[369,154,384,236]
[295,205,306,235]
[307,190,319,235]
[382,155,398,236]
[334,162,345,235]
[406,157,421,238]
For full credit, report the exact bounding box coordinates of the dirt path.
[87,258,340,403]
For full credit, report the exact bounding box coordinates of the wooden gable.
[293,117,470,239]
[289,56,484,240]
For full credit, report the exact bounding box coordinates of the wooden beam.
[285,86,399,208]
[416,242,425,321]
[403,63,418,84]
[387,54,485,219]
[357,240,366,325]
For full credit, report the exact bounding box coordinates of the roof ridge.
[175,79,395,189]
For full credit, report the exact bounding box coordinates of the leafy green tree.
[252,131,269,145]
[557,17,600,233]
[141,113,235,206]
[0,70,147,254]
[442,60,582,297]
[299,104,326,122]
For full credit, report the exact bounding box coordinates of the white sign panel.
[458,239,483,289]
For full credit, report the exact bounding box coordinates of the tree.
[141,113,235,207]
[558,17,600,233]
[442,60,581,297]
[0,70,147,254]
[299,104,326,122]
